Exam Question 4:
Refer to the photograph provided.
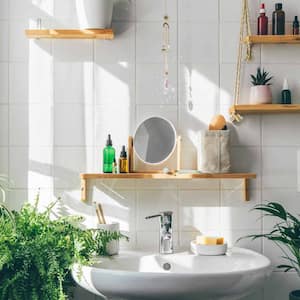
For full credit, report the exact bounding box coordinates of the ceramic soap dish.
[190,240,228,256]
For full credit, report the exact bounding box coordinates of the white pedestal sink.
[72,247,271,300]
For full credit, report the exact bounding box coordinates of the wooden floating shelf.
[245,35,300,44]
[80,173,256,180]
[80,172,256,202]
[230,104,300,115]
[25,29,114,40]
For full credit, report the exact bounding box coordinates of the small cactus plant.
[250,67,273,86]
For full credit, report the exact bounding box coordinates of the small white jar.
[76,0,114,29]
[97,222,120,256]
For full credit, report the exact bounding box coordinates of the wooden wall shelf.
[245,35,300,44]
[230,104,300,115]
[80,172,256,202]
[25,29,114,40]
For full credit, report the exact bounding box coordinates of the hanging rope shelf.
[230,0,252,123]
[230,0,300,121]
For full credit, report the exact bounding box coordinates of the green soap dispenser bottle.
[103,134,115,173]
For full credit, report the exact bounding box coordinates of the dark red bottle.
[257,3,268,35]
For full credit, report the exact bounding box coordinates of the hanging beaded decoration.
[162,0,170,94]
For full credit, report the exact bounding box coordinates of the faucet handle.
[145,211,173,220]
[145,214,162,220]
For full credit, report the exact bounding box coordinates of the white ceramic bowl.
[190,240,228,256]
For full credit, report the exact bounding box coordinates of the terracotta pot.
[76,0,114,29]
[249,85,272,104]
[290,290,300,300]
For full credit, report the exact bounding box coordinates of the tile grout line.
[7,0,11,197]
[134,0,138,252]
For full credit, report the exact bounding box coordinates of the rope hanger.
[230,0,252,123]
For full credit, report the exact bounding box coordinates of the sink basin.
[72,247,271,300]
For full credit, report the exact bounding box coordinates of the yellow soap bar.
[196,236,224,245]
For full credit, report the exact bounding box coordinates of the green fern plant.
[250,67,273,86]
[239,202,300,276]
[0,193,128,300]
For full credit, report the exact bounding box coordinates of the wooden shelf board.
[25,29,114,39]
[80,172,256,202]
[230,104,300,114]
[245,35,300,44]
[80,173,256,180]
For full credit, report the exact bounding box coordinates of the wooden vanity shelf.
[230,104,300,115]
[25,29,114,40]
[244,35,300,45]
[80,172,256,202]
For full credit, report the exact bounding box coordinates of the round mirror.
[134,117,177,165]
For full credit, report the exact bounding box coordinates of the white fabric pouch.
[197,130,231,173]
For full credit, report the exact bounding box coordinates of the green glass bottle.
[103,134,115,173]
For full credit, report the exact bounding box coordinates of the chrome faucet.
[145,211,173,254]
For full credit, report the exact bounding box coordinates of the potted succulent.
[76,0,114,29]
[240,202,300,300]
[250,67,273,104]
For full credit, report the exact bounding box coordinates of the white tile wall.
[4,0,300,299]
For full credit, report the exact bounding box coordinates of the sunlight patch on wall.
[95,64,131,106]
[182,66,219,124]
[32,0,53,17]
[28,39,53,103]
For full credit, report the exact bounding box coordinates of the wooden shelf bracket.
[81,178,87,202]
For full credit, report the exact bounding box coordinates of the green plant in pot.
[240,202,300,300]
[0,193,128,300]
[250,67,273,104]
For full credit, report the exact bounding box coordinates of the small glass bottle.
[119,145,129,173]
[293,16,299,35]
[112,159,118,174]
[103,134,116,173]
[257,3,268,35]
[272,3,285,35]
[281,79,292,105]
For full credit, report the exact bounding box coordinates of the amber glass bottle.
[119,145,129,173]
[272,3,285,35]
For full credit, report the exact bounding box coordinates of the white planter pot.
[76,0,114,29]
[97,223,120,255]
[249,85,272,104]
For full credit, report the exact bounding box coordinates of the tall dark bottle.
[272,3,285,35]
[257,3,268,35]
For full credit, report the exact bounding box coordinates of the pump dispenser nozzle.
[283,78,289,90]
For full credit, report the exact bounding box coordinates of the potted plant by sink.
[240,202,300,300]
[76,0,114,29]
[0,193,127,299]
[249,67,273,104]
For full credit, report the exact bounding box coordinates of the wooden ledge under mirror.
[80,172,256,202]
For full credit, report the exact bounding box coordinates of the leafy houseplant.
[240,202,300,300]
[249,67,273,104]
[0,194,127,300]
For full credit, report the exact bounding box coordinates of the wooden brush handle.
[97,203,106,225]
